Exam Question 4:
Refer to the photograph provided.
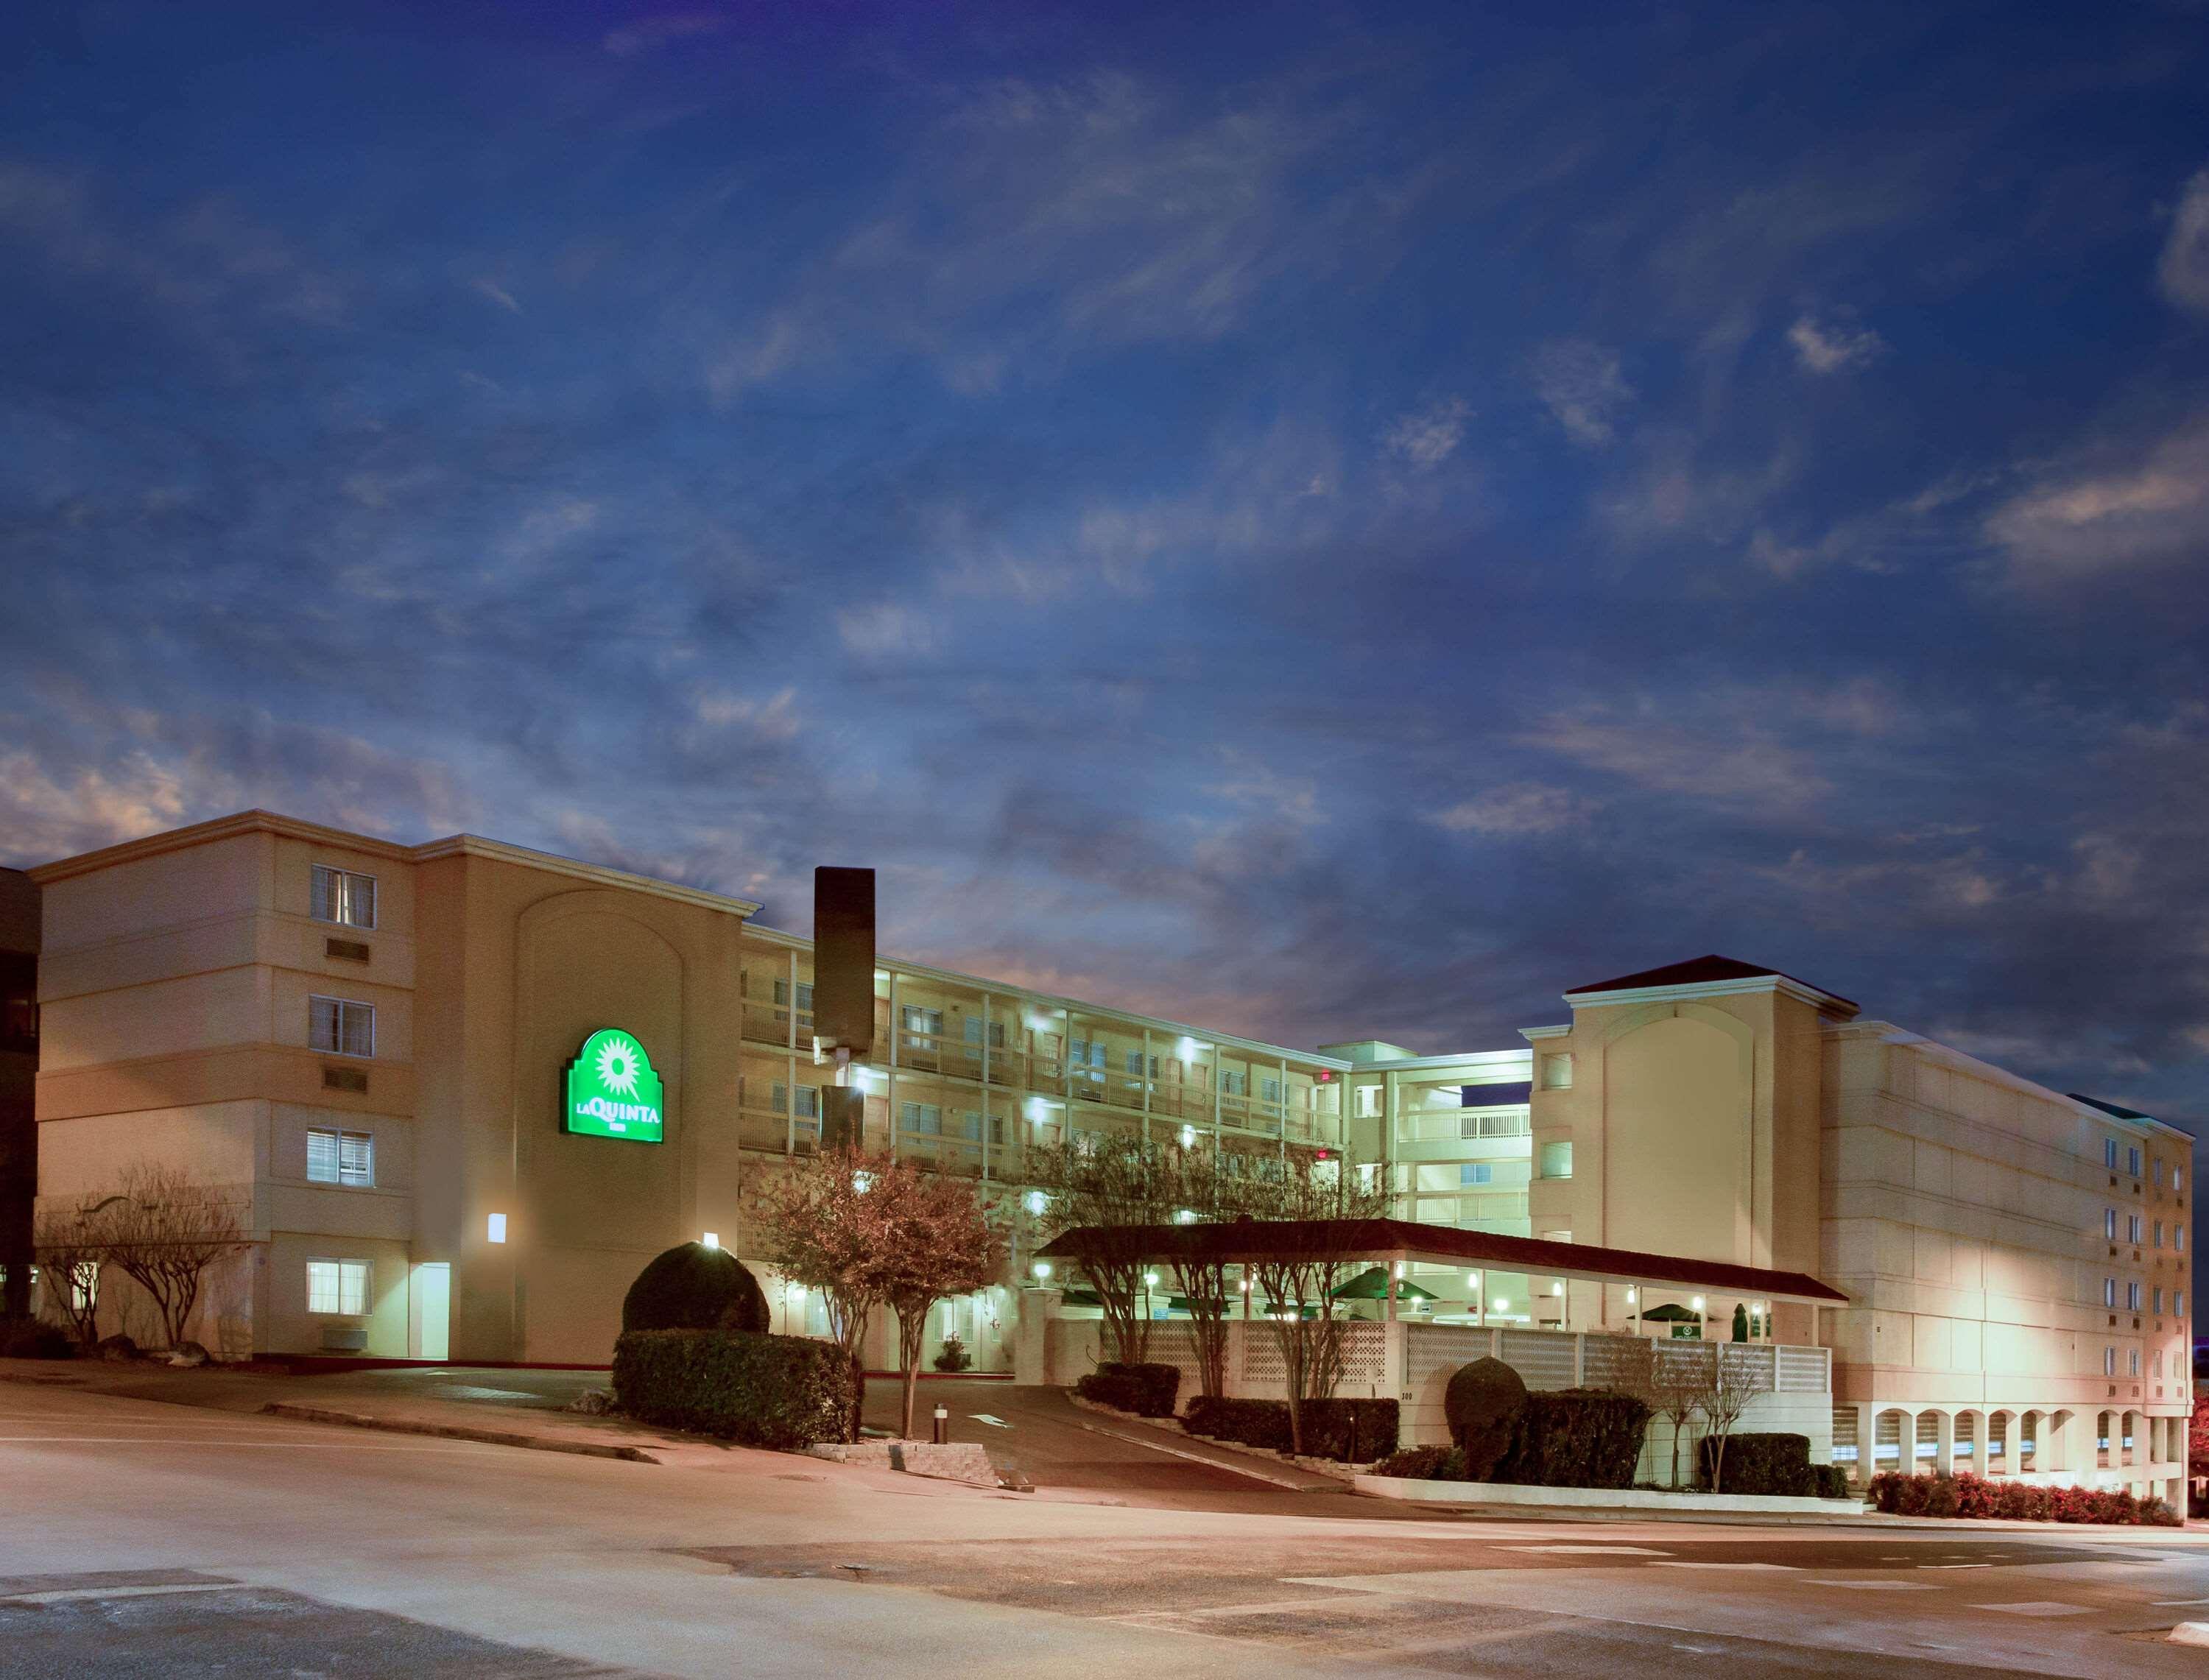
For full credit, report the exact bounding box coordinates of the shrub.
[612,1329,852,1449]
[1699,1431,1815,1496]
[1492,1388,1650,1489]
[1812,1464,1853,1500]
[621,1244,769,1335]
[0,1318,74,1359]
[1865,1471,2180,1527]
[932,1335,972,1373]
[1444,1358,1527,1480]
[1074,1361,1182,1418]
[1182,1395,1399,1462]
[1373,1444,1466,1480]
[96,1333,138,1363]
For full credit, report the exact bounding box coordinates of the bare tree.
[1643,1338,1709,1489]
[1025,1137,1180,1366]
[93,1165,248,1350]
[1694,1343,1775,1492]
[1240,1150,1393,1456]
[32,1199,107,1350]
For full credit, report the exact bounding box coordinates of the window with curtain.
[309,996,374,1058]
[310,864,377,929]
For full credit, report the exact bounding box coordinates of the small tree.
[755,1146,898,1441]
[1240,1150,1393,1455]
[92,1165,249,1350]
[876,1163,1004,1439]
[1695,1343,1774,1492]
[1163,1148,1248,1401]
[1026,1137,1180,1366]
[2190,1394,2209,1482]
[32,1199,107,1350]
[1643,1338,1708,1489]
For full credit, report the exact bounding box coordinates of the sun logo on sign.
[595,1033,645,1098]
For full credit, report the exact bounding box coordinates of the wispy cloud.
[1384,398,1470,467]
[2157,165,2209,315]
[1984,415,2209,583]
[1786,311,1885,374]
[1529,341,1632,446]
[1427,783,1594,837]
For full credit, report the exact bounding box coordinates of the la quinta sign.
[563,1028,665,1143]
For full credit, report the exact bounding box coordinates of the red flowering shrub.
[1867,1471,2177,1526]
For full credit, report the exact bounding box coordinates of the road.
[4,1375,2208,1677]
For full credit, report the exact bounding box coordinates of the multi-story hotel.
[18,811,2194,1509]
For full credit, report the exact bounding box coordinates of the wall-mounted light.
[487,1213,507,1244]
[1024,1189,1048,1217]
[1551,1281,1563,1296]
[1467,1274,1482,1292]
[1179,1125,1197,1148]
[1032,1261,1053,1281]
[1177,1037,1200,1062]
[1691,1295,1705,1313]
[1625,1287,1638,1304]
[702,1232,719,1250]
[1142,1271,1160,1288]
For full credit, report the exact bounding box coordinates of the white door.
[409,1263,450,1361]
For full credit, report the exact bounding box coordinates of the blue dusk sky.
[4,2,2209,1132]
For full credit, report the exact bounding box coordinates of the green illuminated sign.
[563,1028,665,1143]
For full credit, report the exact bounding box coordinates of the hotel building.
[18,811,2194,1508]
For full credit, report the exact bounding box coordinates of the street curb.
[1065,1419,1328,1492]
[258,1402,659,1463]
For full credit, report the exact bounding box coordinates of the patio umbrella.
[1328,1266,1439,1302]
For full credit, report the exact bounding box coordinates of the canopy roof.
[1035,1218,1847,1307]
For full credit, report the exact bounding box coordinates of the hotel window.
[1537,1141,1574,1179]
[2127,1214,2143,1244]
[1460,1162,1493,1187]
[2105,1207,2118,1240]
[900,1101,943,1135]
[772,979,814,1014]
[2155,1287,2165,1313]
[2129,1349,2141,1377]
[2105,1138,2120,1169]
[2127,1146,2141,1176]
[306,1258,369,1316]
[2154,1157,2166,1187]
[2104,1346,2117,1377]
[310,864,377,930]
[2155,1220,2165,1249]
[1218,1069,1248,1097]
[1259,1076,1284,1106]
[2178,1290,2188,1316]
[901,1006,943,1048]
[963,1017,1006,1053]
[2104,1277,2118,1307]
[1354,1085,1382,1118]
[2128,1281,2143,1311]
[2177,1227,2186,1254]
[2153,1350,2164,1377]
[306,1128,373,1187]
[1539,1053,1574,1090]
[309,996,375,1058]
[70,1261,98,1313]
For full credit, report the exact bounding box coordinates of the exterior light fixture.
[1551,1282,1563,1296]
[1143,1271,1160,1288]
[486,1213,507,1244]
[1176,1208,1197,1225]
[1625,1287,1638,1304]
[1033,1261,1053,1281]
[1393,1262,1406,1280]
[1239,1278,1252,1291]
[1494,1296,1509,1313]
[1180,1125,1197,1148]
[1691,1295,1705,1312]
[1467,1274,1481,1291]
[702,1232,719,1250]
[1177,1037,1199,1062]
[1024,1189,1048,1216]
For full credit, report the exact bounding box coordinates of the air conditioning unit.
[320,1326,369,1352]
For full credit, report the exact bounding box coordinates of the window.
[306,1128,373,1187]
[962,1017,1006,1052]
[2126,1146,2141,1176]
[1354,1086,1383,1118]
[2103,1346,2117,1377]
[2128,1281,2143,1311]
[2154,1157,2166,1187]
[2155,1220,2165,1249]
[2154,1349,2164,1377]
[2129,1348,2141,1377]
[2105,1138,2120,1169]
[901,1005,943,1048]
[772,979,815,1013]
[309,996,374,1058]
[2177,1290,2188,1317]
[2176,1165,2185,1193]
[306,1258,369,1316]
[310,864,377,930]
[2104,1277,2118,1307]
[2106,1207,2118,1240]
[2155,1286,2165,1313]
[1537,1140,1574,1180]
[2177,1227,2186,1254]
[1259,1076,1284,1106]
[1124,1049,1154,1077]
[69,1261,98,1313]
[1460,1162,1493,1186]
[1219,1069,1248,1097]
[2127,1214,2143,1244]
[1539,1053,1574,1090]
[900,1101,943,1135]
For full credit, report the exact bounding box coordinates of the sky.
[4,2,2209,1146]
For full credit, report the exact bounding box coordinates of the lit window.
[2128,1215,2143,1244]
[70,1261,98,1312]
[310,864,378,930]
[306,1128,373,1187]
[1537,1141,1574,1180]
[309,996,375,1058]
[2177,1290,2188,1316]
[306,1258,370,1316]
[2106,1208,2118,1240]
[2104,1346,2117,1377]
[2128,1281,2142,1311]
[2177,1227,2186,1254]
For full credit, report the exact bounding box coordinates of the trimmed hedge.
[1490,1388,1650,1489]
[1183,1394,1400,1462]
[613,1329,852,1449]
[1701,1431,1814,1496]
[1867,1470,2180,1526]
[0,1318,74,1360]
[1075,1361,1181,1418]
[1373,1444,1466,1480]
[621,1244,769,1335]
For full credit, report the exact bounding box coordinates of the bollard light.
[932,1403,949,1445]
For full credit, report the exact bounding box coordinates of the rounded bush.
[1443,1356,1526,1480]
[621,1244,769,1335]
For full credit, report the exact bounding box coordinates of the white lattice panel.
[1580,1336,1649,1391]
[1406,1324,1493,1384]
[1498,1329,1576,1390]
[1777,1346,1830,1392]
[1339,1321,1388,1387]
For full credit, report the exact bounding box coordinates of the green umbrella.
[1059,1287,1104,1308]
[1638,1302,1699,1321]
[1166,1296,1227,1314]
[1328,1266,1440,1302]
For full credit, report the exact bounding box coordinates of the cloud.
[693,685,800,741]
[1529,341,1632,446]
[835,603,942,657]
[603,13,726,57]
[1427,783,1594,837]
[471,277,520,313]
[0,749,189,862]
[2157,166,2209,314]
[1384,398,1470,467]
[1521,705,1831,809]
[1786,312,1885,374]
[1984,416,2209,582]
